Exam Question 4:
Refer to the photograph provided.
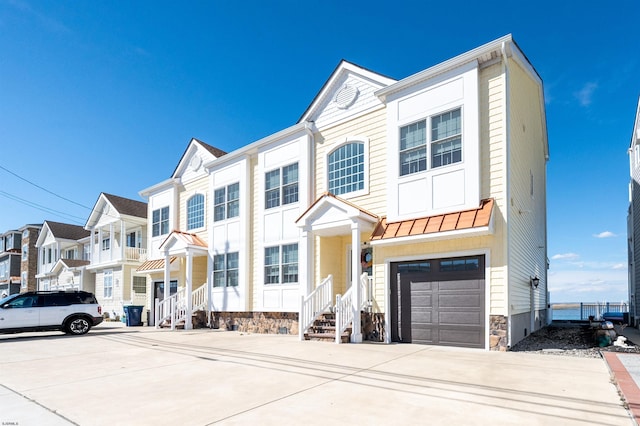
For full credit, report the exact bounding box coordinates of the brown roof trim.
[136,257,177,272]
[371,199,494,241]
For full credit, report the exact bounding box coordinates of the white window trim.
[324,136,370,198]
[186,192,206,231]
[151,206,171,239]
[398,106,464,180]
[103,269,114,299]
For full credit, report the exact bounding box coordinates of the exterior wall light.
[530,276,540,289]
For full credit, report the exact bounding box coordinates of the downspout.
[501,41,513,349]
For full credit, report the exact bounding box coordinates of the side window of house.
[265,163,298,209]
[264,243,298,284]
[328,142,365,195]
[214,183,240,222]
[213,252,239,287]
[399,107,462,176]
[104,270,113,298]
[152,206,170,237]
[187,194,205,230]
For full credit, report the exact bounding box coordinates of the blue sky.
[1,1,639,303]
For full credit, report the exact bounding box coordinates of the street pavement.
[0,322,635,425]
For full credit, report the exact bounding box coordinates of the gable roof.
[370,199,494,243]
[44,221,90,241]
[298,59,396,124]
[171,138,227,178]
[102,193,147,218]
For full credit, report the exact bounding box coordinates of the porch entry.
[152,280,177,323]
[390,255,485,348]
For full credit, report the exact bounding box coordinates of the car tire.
[65,317,91,335]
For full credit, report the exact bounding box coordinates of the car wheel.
[66,317,91,335]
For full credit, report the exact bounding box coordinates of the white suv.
[0,291,103,335]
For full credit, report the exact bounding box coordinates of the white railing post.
[170,297,176,331]
[154,297,160,328]
[335,294,342,344]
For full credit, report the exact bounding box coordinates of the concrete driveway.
[0,322,633,425]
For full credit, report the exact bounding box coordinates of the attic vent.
[334,84,359,109]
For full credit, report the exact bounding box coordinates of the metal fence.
[580,302,628,320]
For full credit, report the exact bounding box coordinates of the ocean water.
[551,307,581,320]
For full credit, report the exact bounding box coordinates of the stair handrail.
[299,274,333,340]
[192,283,208,312]
[155,287,186,330]
[335,286,354,344]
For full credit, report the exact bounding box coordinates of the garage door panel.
[438,294,483,308]
[410,294,433,308]
[410,326,433,344]
[438,328,483,347]
[438,280,483,291]
[411,281,434,291]
[439,311,482,324]
[411,309,433,324]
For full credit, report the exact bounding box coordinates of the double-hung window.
[264,243,298,284]
[104,270,113,298]
[328,142,365,195]
[152,207,170,237]
[214,183,240,221]
[187,194,205,230]
[213,252,239,287]
[102,238,110,251]
[265,163,298,209]
[399,107,462,176]
[431,109,462,168]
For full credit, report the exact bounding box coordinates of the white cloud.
[594,231,616,238]
[574,82,598,107]
[547,268,628,303]
[612,263,627,270]
[551,253,580,261]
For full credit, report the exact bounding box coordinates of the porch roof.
[296,192,379,236]
[370,198,494,242]
[136,256,177,272]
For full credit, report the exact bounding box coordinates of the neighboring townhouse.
[19,224,42,293]
[35,221,94,293]
[140,34,548,350]
[628,97,640,326]
[0,230,22,296]
[84,193,148,320]
[138,139,226,326]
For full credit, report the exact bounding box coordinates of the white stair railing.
[335,273,370,344]
[155,284,208,330]
[299,275,333,340]
[192,283,208,312]
[155,288,186,330]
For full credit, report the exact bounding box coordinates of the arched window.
[187,194,204,230]
[328,142,365,196]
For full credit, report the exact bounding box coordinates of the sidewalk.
[605,326,640,426]
[0,323,634,425]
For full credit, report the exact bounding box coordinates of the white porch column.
[350,222,362,343]
[98,228,102,263]
[109,223,114,261]
[185,249,193,330]
[163,251,171,301]
[89,229,94,264]
[120,220,126,260]
[300,229,313,296]
[207,251,213,327]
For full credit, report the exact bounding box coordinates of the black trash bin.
[124,305,144,326]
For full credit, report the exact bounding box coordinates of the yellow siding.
[178,175,210,242]
[506,57,548,314]
[192,256,208,288]
[313,108,388,215]
[479,62,508,316]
